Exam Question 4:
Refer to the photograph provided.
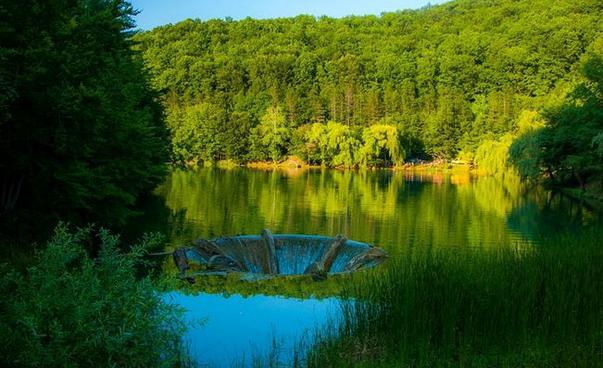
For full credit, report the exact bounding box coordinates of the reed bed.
[307,231,603,367]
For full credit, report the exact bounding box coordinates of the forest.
[1,0,601,230]
[0,0,602,367]
[134,0,601,175]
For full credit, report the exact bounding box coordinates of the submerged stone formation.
[171,230,388,282]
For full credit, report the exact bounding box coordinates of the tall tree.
[510,55,603,189]
[251,106,290,162]
[0,0,168,228]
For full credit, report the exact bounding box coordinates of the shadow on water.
[125,168,602,366]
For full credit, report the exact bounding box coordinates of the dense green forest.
[0,2,185,366]
[0,0,169,230]
[134,0,601,174]
[1,0,601,230]
[510,56,603,195]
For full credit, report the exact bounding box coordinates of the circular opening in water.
[172,230,388,281]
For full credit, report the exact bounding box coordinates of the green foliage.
[508,130,545,180]
[508,111,547,180]
[303,123,329,163]
[474,110,546,177]
[134,0,601,165]
[300,122,405,167]
[474,135,514,176]
[251,106,290,162]
[510,53,603,190]
[328,122,362,167]
[302,121,361,167]
[540,55,603,187]
[162,271,345,300]
[309,232,603,367]
[0,0,169,228]
[359,124,405,166]
[0,225,186,367]
[169,103,227,165]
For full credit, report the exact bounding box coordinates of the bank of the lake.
[214,156,477,175]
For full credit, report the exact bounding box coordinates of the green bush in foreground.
[309,232,603,367]
[0,226,186,368]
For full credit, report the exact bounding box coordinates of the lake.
[132,168,601,366]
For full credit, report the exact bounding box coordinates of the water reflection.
[134,168,602,366]
[146,168,600,253]
[164,291,340,367]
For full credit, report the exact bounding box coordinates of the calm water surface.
[164,292,339,367]
[138,168,598,250]
[133,168,600,366]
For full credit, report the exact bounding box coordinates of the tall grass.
[308,232,603,367]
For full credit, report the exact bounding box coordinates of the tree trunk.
[172,248,189,275]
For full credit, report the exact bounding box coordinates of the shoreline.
[211,157,479,175]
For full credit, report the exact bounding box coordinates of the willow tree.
[507,110,546,180]
[359,125,405,167]
[474,135,515,176]
[303,121,361,167]
[325,122,361,167]
[304,123,329,164]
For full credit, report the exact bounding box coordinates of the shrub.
[0,225,186,367]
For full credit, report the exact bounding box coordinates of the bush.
[0,226,186,367]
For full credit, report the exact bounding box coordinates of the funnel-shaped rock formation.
[171,230,387,281]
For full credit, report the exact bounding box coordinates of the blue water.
[164,292,341,367]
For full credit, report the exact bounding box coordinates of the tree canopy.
[510,54,603,190]
[133,0,601,168]
[0,0,169,229]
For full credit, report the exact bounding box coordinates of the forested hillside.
[135,0,601,168]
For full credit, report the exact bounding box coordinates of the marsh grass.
[307,232,603,367]
[234,328,323,368]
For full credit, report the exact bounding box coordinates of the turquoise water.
[164,292,340,367]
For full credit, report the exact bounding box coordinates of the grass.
[306,231,603,367]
